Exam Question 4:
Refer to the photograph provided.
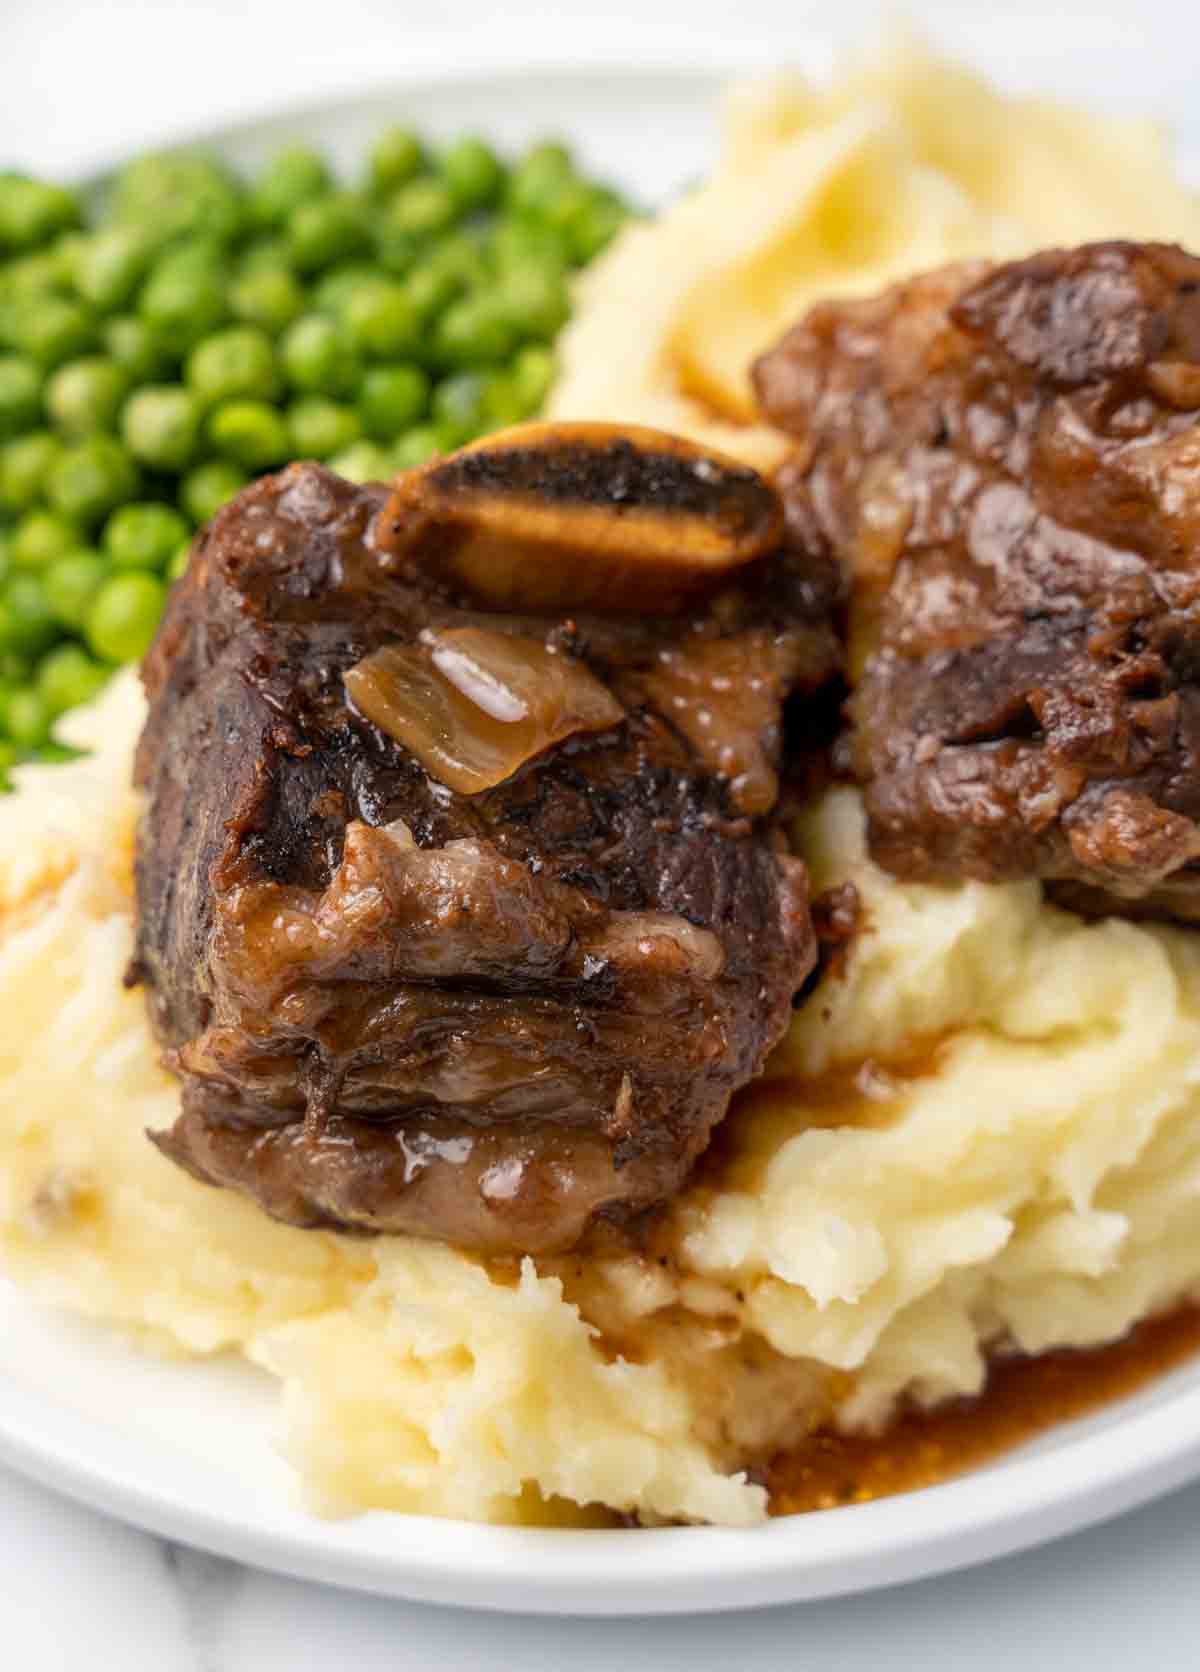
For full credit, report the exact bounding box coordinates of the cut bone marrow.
[375,420,785,614]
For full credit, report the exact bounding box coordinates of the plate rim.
[2,1311,1199,1614]
[62,47,826,185]
[6,55,1200,1616]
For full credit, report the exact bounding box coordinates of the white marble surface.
[4,0,1200,1662]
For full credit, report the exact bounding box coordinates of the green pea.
[229,266,305,334]
[206,400,290,471]
[45,356,130,435]
[250,147,332,228]
[236,236,290,273]
[7,295,94,369]
[113,153,243,245]
[43,549,107,628]
[167,544,191,583]
[0,245,74,300]
[73,226,153,311]
[403,262,465,325]
[186,326,278,407]
[384,179,458,240]
[104,502,190,570]
[0,178,80,252]
[536,178,597,239]
[0,571,59,656]
[422,233,489,291]
[489,217,571,277]
[310,264,381,315]
[0,431,62,514]
[0,300,23,347]
[367,128,424,196]
[0,355,41,438]
[537,180,624,263]
[392,225,488,290]
[390,425,449,471]
[506,142,575,218]
[180,459,247,526]
[122,385,200,471]
[430,372,485,446]
[286,396,361,459]
[358,364,429,440]
[47,435,138,525]
[37,644,110,716]
[440,137,504,211]
[85,571,166,663]
[565,186,630,262]
[152,235,225,279]
[3,687,52,747]
[280,314,359,396]
[374,227,423,278]
[326,441,391,484]
[520,141,572,173]
[53,226,87,273]
[510,344,556,414]
[476,369,526,430]
[0,651,32,685]
[0,738,16,781]
[338,279,421,358]
[139,261,226,351]
[102,315,171,383]
[287,193,368,275]
[495,266,569,342]
[399,239,494,326]
[434,294,518,368]
[12,509,79,568]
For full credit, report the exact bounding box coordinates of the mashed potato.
[2,678,1200,1526]
[4,42,1200,1528]
[550,33,1200,468]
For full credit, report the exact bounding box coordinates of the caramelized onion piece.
[345,627,624,794]
[374,420,784,615]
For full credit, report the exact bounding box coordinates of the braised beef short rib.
[133,425,838,1253]
[756,241,1200,920]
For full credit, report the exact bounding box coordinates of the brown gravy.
[688,1035,954,1196]
[739,1035,953,1131]
[766,1303,1200,1515]
[589,1040,1200,1521]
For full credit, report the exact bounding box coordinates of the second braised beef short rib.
[755,241,1200,919]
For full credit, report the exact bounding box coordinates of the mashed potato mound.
[550,33,1200,469]
[2,677,1200,1526]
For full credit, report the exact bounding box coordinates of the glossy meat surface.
[134,458,837,1252]
[756,241,1200,917]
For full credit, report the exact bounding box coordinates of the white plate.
[3,57,1200,1618]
